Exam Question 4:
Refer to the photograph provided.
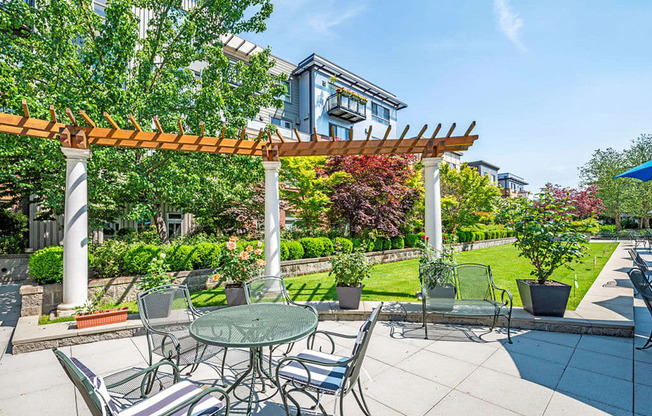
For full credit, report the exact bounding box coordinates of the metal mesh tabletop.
[189,304,318,348]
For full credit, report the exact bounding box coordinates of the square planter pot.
[225,285,247,306]
[75,307,129,329]
[336,285,362,310]
[516,279,572,317]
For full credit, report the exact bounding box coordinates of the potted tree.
[214,236,265,306]
[75,289,128,329]
[136,252,174,318]
[329,245,373,309]
[514,190,588,316]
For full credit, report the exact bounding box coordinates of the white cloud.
[493,0,526,51]
[307,5,366,35]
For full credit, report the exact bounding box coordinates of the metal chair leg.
[637,330,652,350]
[352,379,372,416]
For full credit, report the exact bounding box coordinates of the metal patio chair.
[244,275,318,360]
[53,348,230,415]
[137,284,227,377]
[276,303,384,416]
[627,269,652,350]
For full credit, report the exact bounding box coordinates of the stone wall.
[0,254,30,283]
[18,238,515,317]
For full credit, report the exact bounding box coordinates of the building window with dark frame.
[372,102,390,124]
[329,123,351,141]
[271,117,292,129]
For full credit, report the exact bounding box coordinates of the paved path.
[0,283,21,361]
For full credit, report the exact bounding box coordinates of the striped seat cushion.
[278,350,349,393]
[70,357,120,415]
[118,380,224,416]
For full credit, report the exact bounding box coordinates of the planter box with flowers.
[74,288,128,329]
[214,236,265,306]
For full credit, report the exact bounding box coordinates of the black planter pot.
[336,285,362,310]
[516,279,572,317]
[224,285,247,306]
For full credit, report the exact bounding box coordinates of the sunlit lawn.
[40,242,618,324]
[191,242,618,311]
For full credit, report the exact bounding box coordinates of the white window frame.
[282,80,292,104]
[271,117,292,129]
[166,213,183,239]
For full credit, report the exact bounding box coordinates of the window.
[281,80,291,103]
[166,213,183,239]
[329,123,351,141]
[372,102,390,123]
[271,118,292,129]
[92,0,106,17]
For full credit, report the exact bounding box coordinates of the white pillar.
[423,157,443,255]
[58,147,91,315]
[263,160,282,276]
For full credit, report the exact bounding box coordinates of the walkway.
[0,283,20,361]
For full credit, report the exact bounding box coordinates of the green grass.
[39,242,618,324]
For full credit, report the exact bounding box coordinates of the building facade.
[497,173,529,198]
[467,160,500,183]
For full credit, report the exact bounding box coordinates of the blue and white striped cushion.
[118,380,224,416]
[70,357,120,415]
[278,350,349,393]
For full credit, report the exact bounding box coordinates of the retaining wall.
[0,254,30,283]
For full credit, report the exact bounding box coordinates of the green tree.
[622,135,652,228]
[440,163,501,233]
[579,148,633,231]
[0,0,285,241]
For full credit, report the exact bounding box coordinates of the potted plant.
[418,235,456,311]
[137,252,173,318]
[329,244,373,309]
[214,236,265,306]
[514,190,588,316]
[75,289,128,329]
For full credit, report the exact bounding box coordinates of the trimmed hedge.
[391,235,405,249]
[333,237,353,253]
[193,242,221,269]
[124,244,162,275]
[29,245,64,284]
[279,241,290,261]
[300,238,324,259]
[373,238,383,251]
[286,241,304,260]
[405,234,418,248]
[318,237,334,256]
[165,245,198,272]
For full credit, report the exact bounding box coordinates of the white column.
[263,160,282,276]
[423,157,443,255]
[58,147,91,315]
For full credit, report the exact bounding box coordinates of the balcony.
[327,92,367,123]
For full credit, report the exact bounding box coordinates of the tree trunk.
[646,215,650,230]
[154,206,169,243]
[615,213,621,232]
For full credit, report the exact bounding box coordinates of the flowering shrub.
[329,247,373,287]
[137,252,171,291]
[214,236,265,286]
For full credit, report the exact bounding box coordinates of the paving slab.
[544,391,633,416]
[556,366,633,412]
[425,389,521,416]
[481,349,566,389]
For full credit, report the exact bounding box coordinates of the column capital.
[60,147,91,160]
[262,160,282,170]
[422,157,443,168]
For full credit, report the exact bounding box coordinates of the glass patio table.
[189,303,318,415]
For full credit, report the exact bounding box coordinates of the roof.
[294,54,408,110]
[467,160,500,171]
[220,34,297,69]
[498,172,528,185]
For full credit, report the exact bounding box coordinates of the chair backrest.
[629,249,649,272]
[628,269,652,314]
[137,285,196,356]
[345,302,383,389]
[419,262,456,311]
[454,263,494,301]
[53,348,114,416]
[244,276,292,305]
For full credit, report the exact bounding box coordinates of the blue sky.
[245,0,652,192]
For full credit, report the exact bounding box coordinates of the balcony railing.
[327,93,367,123]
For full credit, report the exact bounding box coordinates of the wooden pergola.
[1,101,478,313]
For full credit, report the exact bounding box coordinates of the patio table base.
[224,346,278,415]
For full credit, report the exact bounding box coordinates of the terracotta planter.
[516,279,572,317]
[336,285,362,310]
[75,307,129,329]
[225,284,247,306]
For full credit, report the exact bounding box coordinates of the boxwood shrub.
[192,242,221,269]
[333,237,353,253]
[286,241,304,260]
[29,245,64,284]
[300,238,324,259]
[124,244,162,275]
[391,236,405,249]
[318,237,334,256]
[405,234,418,248]
[365,239,375,252]
[373,238,383,251]
[279,241,290,261]
[382,238,392,251]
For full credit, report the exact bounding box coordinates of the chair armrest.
[158,386,230,416]
[493,285,513,309]
[307,329,357,354]
[289,301,319,317]
[105,360,181,397]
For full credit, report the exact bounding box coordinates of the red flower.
[421,235,426,239]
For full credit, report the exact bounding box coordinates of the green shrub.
[286,241,304,260]
[391,236,404,249]
[405,234,418,248]
[300,238,324,258]
[91,240,130,278]
[279,241,290,261]
[364,239,375,252]
[116,227,135,239]
[382,238,391,251]
[29,246,64,284]
[193,242,221,269]
[165,245,198,271]
[373,238,383,251]
[0,210,27,255]
[124,244,162,275]
[333,237,353,253]
[351,238,362,249]
[318,237,334,256]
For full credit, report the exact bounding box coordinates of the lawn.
[39,242,618,324]
[191,242,618,311]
